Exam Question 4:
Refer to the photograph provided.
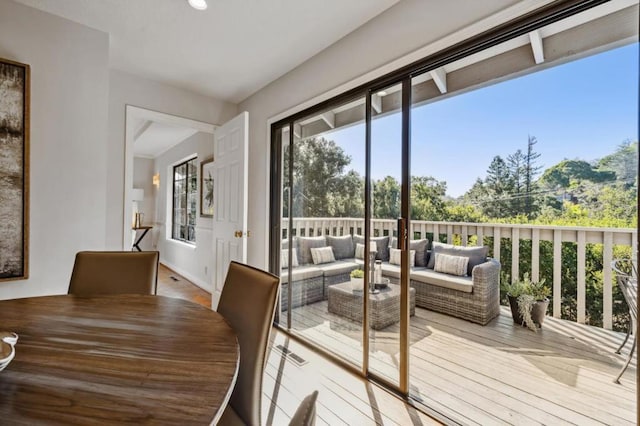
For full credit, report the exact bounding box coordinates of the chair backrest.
[217,261,279,426]
[288,391,318,426]
[611,258,637,320]
[68,251,159,296]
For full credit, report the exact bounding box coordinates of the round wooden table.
[0,295,239,424]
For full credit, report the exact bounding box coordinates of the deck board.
[284,301,637,425]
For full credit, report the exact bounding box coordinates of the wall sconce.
[152,173,160,187]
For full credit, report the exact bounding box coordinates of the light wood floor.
[289,300,637,425]
[156,265,440,425]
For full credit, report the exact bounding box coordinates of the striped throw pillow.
[310,246,335,265]
[434,253,469,276]
[355,242,377,260]
[389,248,416,267]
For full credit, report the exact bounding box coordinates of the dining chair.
[217,261,279,426]
[68,251,159,296]
[611,258,637,383]
[288,391,319,426]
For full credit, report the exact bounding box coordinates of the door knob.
[234,230,251,238]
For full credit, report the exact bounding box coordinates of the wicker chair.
[611,259,637,384]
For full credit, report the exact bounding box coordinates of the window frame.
[171,156,198,245]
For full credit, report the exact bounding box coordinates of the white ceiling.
[133,120,199,158]
[13,0,400,103]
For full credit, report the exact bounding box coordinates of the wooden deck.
[157,264,440,425]
[288,301,637,425]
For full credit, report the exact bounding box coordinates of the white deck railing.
[281,217,637,330]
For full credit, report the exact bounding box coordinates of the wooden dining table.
[0,294,239,425]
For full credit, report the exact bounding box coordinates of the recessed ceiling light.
[376,90,387,96]
[188,0,208,10]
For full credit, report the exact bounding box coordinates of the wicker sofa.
[280,235,501,325]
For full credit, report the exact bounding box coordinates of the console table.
[132,225,152,251]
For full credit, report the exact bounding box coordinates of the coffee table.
[327,282,416,330]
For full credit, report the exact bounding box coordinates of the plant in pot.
[501,273,551,332]
[350,269,365,291]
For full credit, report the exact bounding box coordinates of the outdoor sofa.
[279,234,501,325]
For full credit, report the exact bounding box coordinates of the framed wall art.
[0,58,30,281]
[200,157,214,217]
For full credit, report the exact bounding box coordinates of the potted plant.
[350,269,365,291]
[501,273,550,331]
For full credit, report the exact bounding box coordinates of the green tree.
[373,176,400,219]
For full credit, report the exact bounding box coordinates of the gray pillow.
[281,237,297,250]
[297,236,326,265]
[427,242,488,276]
[353,235,390,262]
[389,237,429,267]
[326,235,355,260]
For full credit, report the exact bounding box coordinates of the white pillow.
[281,249,299,269]
[355,242,377,260]
[389,248,416,267]
[310,246,335,265]
[434,253,469,276]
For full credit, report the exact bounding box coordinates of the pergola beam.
[429,67,447,94]
[320,111,335,129]
[529,30,545,64]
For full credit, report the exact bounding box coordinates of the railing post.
[493,226,501,264]
[577,231,586,324]
[553,229,562,318]
[532,228,540,283]
[512,227,520,282]
[603,231,613,330]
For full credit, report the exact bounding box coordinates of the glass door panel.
[284,97,367,369]
[368,82,404,386]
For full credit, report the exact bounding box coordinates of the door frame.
[123,105,216,251]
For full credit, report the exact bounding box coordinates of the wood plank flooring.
[289,300,637,425]
[156,264,440,425]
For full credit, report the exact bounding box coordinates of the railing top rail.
[282,217,636,234]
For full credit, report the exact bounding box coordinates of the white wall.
[154,132,215,291]
[0,0,109,299]
[107,69,237,250]
[238,0,527,270]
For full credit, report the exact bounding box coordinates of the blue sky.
[330,43,639,197]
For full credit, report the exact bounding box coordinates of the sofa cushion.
[381,262,426,279]
[390,237,429,267]
[411,269,473,293]
[310,246,335,265]
[433,253,468,276]
[317,260,359,277]
[281,249,299,269]
[326,235,355,260]
[353,235,390,262]
[281,238,298,250]
[279,265,323,284]
[297,236,326,265]
[427,242,488,276]
[389,247,416,267]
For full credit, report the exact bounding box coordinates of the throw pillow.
[389,237,429,267]
[310,246,335,265]
[296,236,326,265]
[389,248,416,267]
[280,249,299,269]
[326,235,355,259]
[353,235,390,261]
[427,242,488,276]
[433,253,469,276]
[355,242,377,260]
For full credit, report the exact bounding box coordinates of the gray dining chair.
[611,258,637,383]
[68,251,159,296]
[288,391,319,426]
[217,261,279,426]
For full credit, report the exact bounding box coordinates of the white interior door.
[212,111,249,310]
